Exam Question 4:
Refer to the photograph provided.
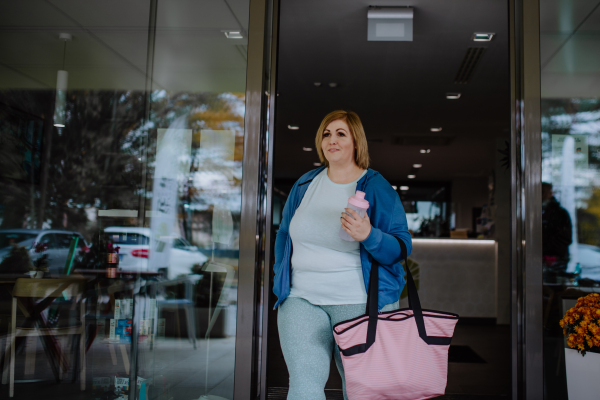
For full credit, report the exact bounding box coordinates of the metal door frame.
[512,0,543,397]
[238,0,546,397]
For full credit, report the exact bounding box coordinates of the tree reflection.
[0,89,245,251]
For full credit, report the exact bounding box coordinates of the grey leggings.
[277,297,399,400]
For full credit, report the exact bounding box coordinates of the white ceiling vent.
[368,7,414,42]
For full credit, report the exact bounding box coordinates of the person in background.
[542,182,573,280]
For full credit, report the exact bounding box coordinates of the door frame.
[239,0,546,398]
[512,0,544,397]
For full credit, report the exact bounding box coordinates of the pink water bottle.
[339,190,370,241]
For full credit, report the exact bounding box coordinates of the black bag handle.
[340,237,451,356]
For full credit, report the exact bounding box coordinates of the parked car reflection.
[0,229,87,275]
[577,244,600,281]
[103,226,208,279]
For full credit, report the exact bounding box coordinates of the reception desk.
[399,238,498,319]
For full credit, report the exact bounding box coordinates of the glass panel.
[0,1,250,399]
[540,0,600,397]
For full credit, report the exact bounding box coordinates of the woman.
[273,110,413,400]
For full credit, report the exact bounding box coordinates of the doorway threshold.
[267,388,509,400]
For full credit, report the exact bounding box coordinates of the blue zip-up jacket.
[273,167,413,311]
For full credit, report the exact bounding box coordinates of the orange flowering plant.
[560,293,600,356]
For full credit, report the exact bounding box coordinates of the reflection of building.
[0,0,597,398]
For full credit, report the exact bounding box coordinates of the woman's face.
[321,119,356,167]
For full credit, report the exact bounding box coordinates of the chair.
[6,278,86,397]
[156,277,197,349]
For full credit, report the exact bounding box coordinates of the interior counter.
[399,238,498,319]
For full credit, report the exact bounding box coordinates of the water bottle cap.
[348,190,369,209]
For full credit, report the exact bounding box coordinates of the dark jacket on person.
[542,196,572,258]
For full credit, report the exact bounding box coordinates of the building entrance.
[262,0,513,398]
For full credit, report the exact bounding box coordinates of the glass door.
[539,0,600,398]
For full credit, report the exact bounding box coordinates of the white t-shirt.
[288,168,368,305]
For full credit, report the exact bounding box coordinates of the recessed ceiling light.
[54,123,65,128]
[413,164,422,168]
[303,147,312,151]
[314,82,322,87]
[430,127,442,132]
[472,33,495,42]
[223,31,243,39]
[328,83,338,88]
[392,185,398,190]
[400,186,409,191]
[408,175,416,179]
[420,149,431,154]
[288,125,299,130]
[314,162,322,166]
[446,93,461,99]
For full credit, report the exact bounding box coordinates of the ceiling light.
[223,31,243,39]
[313,162,322,166]
[392,185,397,190]
[446,93,461,99]
[288,125,299,130]
[420,149,431,154]
[303,147,312,151]
[368,6,414,42]
[328,83,338,88]
[472,33,495,42]
[53,33,72,128]
[413,164,422,168]
[400,186,409,191]
[407,175,416,179]
[314,82,322,87]
[430,127,442,132]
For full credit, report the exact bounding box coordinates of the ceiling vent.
[454,47,486,84]
[392,134,454,146]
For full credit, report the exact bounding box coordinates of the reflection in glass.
[0,1,249,399]
[540,0,600,395]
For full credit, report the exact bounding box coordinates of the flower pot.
[565,348,600,400]
[28,271,44,279]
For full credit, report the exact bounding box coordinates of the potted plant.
[0,244,32,274]
[560,293,600,399]
[29,241,49,278]
[73,232,119,277]
[400,258,419,300]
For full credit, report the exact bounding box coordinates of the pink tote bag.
[333,238,458,400]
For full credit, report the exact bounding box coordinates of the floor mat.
[448,345,486,363]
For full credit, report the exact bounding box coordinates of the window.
[108,233,150,245]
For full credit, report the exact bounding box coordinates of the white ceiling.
[0,0,250,92]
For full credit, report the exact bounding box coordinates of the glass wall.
[540,0,600,397]
[0,1,250,399]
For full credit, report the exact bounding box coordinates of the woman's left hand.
[341,209,372,241]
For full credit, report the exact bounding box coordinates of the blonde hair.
[315,110,370,169]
